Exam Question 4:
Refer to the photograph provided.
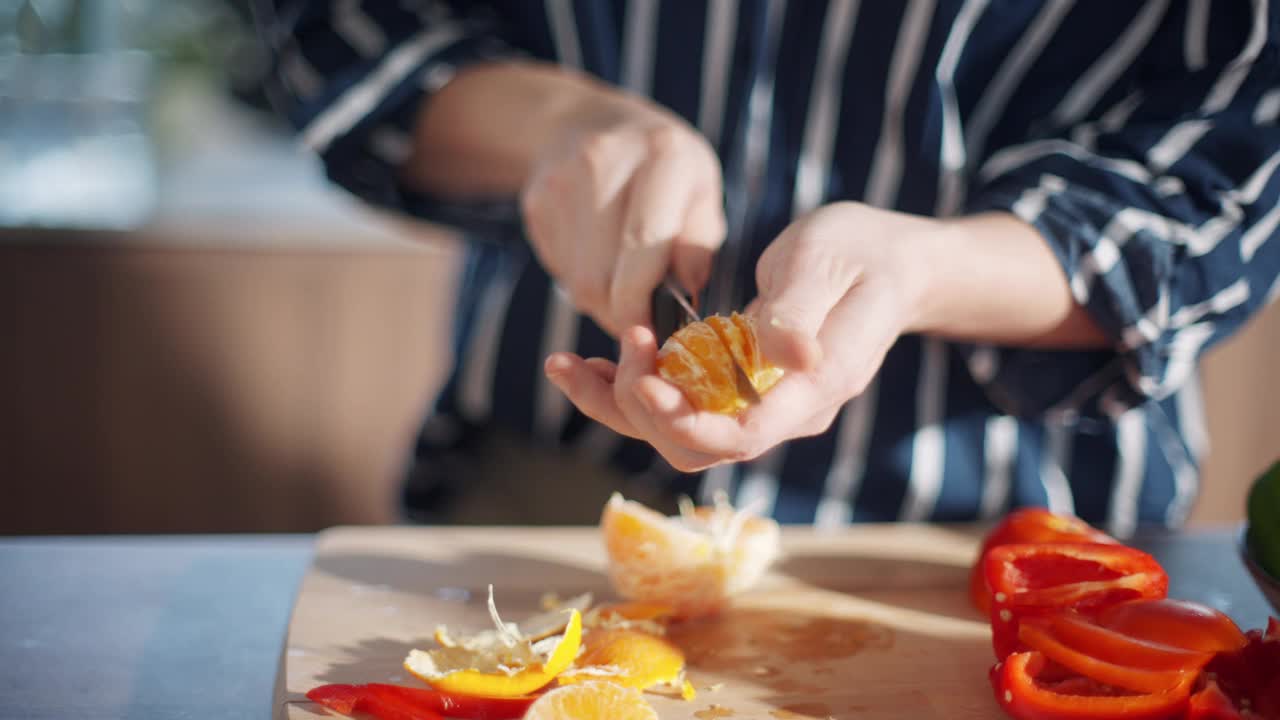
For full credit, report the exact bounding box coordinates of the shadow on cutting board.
[777,553,984,624]
[314,551,612,598]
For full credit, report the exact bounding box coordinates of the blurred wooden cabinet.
[0,224,461,533]
[0,224,1276,533]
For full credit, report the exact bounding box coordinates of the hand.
[544,202,937,471]
[519,97,726,336]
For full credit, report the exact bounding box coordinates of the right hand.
[519,98,727,337]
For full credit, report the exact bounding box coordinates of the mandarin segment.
[729,313,784,392]
[523,681,659,720]
[656,313,782,414]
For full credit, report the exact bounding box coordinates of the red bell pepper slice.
[366,684,537,720]
[971,509,1118,613]
[305,684,536,720]
[307,684,363,715]
[306,684,442,720]
[1037,612,1214,671]
[1017,620,1193,693]
[1187,681,1242,720]
[991,651,1195,720]
[1190,618,1280,720]
[984,543,1168,660]
[1096,600,1247,655]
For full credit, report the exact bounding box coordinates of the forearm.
[401,61,660,197]
[910,212,1109,350]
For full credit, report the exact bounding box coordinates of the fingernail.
[544,354,570,377]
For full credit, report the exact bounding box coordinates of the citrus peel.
[405,601,583,697]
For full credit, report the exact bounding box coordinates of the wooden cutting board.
[274,524,1003,719]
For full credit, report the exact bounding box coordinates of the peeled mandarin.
[655,312,782,414]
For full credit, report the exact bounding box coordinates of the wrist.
[902,210,1109,348]
[898,216,968,336]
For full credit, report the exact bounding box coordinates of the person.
[256,0,1280,536]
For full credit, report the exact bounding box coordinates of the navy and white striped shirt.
[259,0,1280,535]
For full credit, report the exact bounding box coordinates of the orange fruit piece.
[601,493,781,618]
[561,628,687,691]
[523,681,658,720]
[656,312,783,414]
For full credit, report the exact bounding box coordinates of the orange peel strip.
[405,609,582,698]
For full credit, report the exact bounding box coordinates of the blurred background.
[0,0,1276,535]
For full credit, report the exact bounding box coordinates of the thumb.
[752,242,861,372]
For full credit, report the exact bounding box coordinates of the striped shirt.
[258,0,1280,535]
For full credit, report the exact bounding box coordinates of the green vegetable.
[1247,460,1280,578]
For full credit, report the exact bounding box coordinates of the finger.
[672,184,727,295]
[752,228,862,371]
[544,352,642,439]
[573,133,647,333]
[520,171,567,281]
[630,375,765,461]
[612,328,724,471]
[610,130,708,330]
[612,326,762,459]
[612,326,664,431]
[739,280,900,435]
[583,357,618,383]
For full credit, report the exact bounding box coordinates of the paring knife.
[651,277,762,406]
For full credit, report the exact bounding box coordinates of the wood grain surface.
[276,525,1000,720]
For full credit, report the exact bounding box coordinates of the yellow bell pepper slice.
[407,609,582,698]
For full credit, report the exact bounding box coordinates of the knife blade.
[651,278,762,406]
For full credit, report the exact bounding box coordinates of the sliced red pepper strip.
[985,543,1168,660]
[970,509,1118,614]
[991,651,1195,720]
[358,687,444,720]
[305,684,535,720]
[366,684,537,720]
[1187,681,1242,720]
[1043,612,1214,671]
[306,684,362,715]
[1017,620,1192,693]
[1096,600,1247,655]
[1194,618,1280,720]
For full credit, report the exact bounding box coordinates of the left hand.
[543,202,941,472]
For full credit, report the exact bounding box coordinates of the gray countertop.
[0,529,1272,720]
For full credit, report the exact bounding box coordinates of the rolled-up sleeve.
[256,0,525,235]
[961,2,1280,421]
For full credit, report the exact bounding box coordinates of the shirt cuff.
[956,185,1161,421]
[301,28,526,240]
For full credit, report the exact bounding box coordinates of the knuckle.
[729,445,762,464]
[578,133,616,174]
[807,409,841,437]
[573,275,610,310]
[668,455,700,473]
[519,189,543,225]
[621,220,651,249]
[645,124,683,153]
